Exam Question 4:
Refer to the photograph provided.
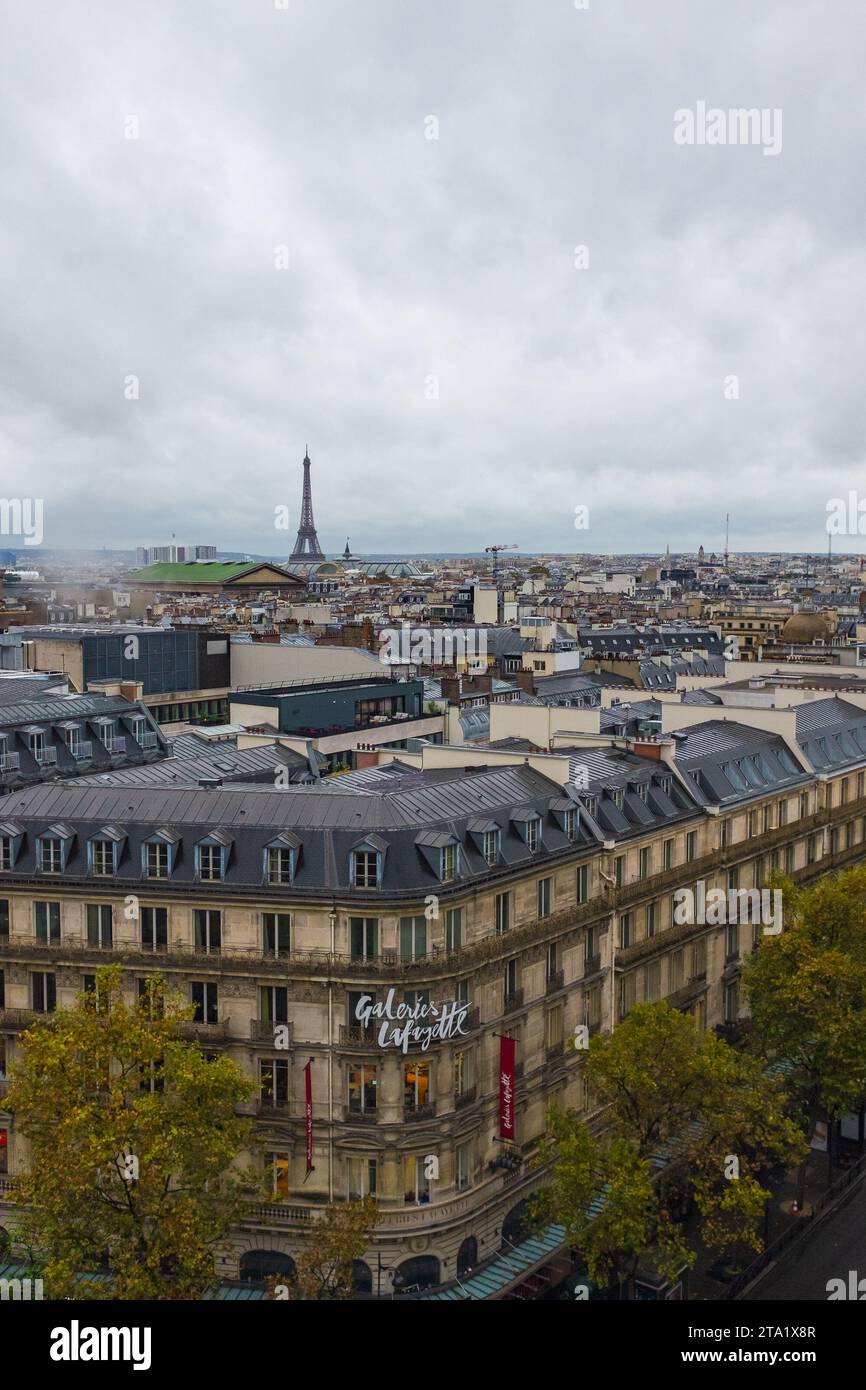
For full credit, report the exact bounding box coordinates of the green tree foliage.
[745,869,866,1123]
[535,1002,804,1289]
[280,1196,380,1300]
[3,965,257,1299]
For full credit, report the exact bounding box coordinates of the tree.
[3,966,258,1299]
[280,1197,380,1300]
[744,868,866,1192]
[535,1003,804,1290]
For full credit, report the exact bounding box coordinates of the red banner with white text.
[499,1035,516,1140]
[304,1060,314,1174]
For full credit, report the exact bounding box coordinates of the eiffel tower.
[289,448,325,561]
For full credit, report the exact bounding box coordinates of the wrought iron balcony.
[404,1101,437,1123]
[250,1018,293,1045]
[0,753,20,773]
[545,969,564,995]
[503,989,524,1014]
[70,741,93,761]
[454,1086,477,1109]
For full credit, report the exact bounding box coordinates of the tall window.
[482,830,500,866]
[350,917,379,961]
[347,1157,377,1200]
[403,1154,431,1204]
[404,1061,429,1110]
[525,818,540,853]
[0,839,12,871]
[141,907,167,952]
[455,1141,472,1192]
[639,847,650,880]
[400,916,427,962]
[267,1151,290,1198]
[619,913,632,949]
[193,909,222,954]
[445,907,462,953]
[260,1059,290,1108]
[34,901,60,944]
[495,892,511,935]
[191,982,218,1025]
[644,960,661,1003]
[348,1063,377,1114]
[31,972,56,1013]
[686,832,697,863]
[260,986,288,1024]
[440,844,457,881]
[576,864,588,904]
[537,877,551,918]
[692,936,707,979]
[0,900,7,939]
[646,900,657,939]
[663,839,674,870]
[453,1048,473,1096]
[86,904,112,948]
[263,913,291,958]
[563,809,576,841]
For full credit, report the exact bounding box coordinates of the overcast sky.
[1,0,864,557]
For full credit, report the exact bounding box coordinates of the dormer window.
[142,828,179,879]
[582,796,598,819]
[636,783,648,803]
[0,823,23,870]
[563,808,576,841]
[483,829,500,866]
[87,827,125,877]
[267,846,295,885]
[38,837,63,873]
[612,789,624,811]
[440,843,457,881]
[352,850,380,888]
[525,818,540,852]
[197,844,224,881]
[90,839,116,876]
[659,776,672,796]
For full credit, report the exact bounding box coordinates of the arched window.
[351,1259,372,1295]
[239,1250,296,1285]
[392,1255,440,1293]
[502,1199,532,1248]
[457,1236,477,1278]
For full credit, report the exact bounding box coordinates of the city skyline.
[3,0,866,553]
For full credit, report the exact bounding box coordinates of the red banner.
[499,1036,516,1140]
[304,1060,314,1174]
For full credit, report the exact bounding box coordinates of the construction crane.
[484,543,518,577]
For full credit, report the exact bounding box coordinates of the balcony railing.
[503,989,524,1014]
[339,1023,379,1048]
[250,1019,293,1045]
[0,1008,40,1032]
[404,1101,437,1123]
[175,1019,227,1042]
[136,731,158,749]
[0,753,20,773]
[69,741,93,761]
[32,747,57,766]
[454,1086,477,1109]
[545,969,564,995]
[103,735,127,755]
[583,953,602,978]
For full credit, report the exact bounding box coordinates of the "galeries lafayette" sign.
[354,989,471,1053]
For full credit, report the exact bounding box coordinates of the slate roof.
[0,762,602,897]
[670,719,809,806]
